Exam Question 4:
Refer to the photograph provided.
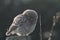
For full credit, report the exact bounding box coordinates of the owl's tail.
[6,24,18,36]
[6,29,12,36]
[6,24,14,36]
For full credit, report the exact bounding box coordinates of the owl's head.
[22,9,38,19]
[22,9,38,24]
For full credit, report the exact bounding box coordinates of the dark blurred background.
[0,0,60,40]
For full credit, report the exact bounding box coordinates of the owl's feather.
[6,9,38,36]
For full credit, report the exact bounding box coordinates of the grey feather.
[6,9,38,36]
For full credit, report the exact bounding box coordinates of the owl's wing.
[13,14,27,26]
[6,15,26,35]
[6,14,27,36]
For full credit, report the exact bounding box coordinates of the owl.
[6,9,38,36]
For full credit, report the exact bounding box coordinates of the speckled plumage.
[6,9,38,36]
